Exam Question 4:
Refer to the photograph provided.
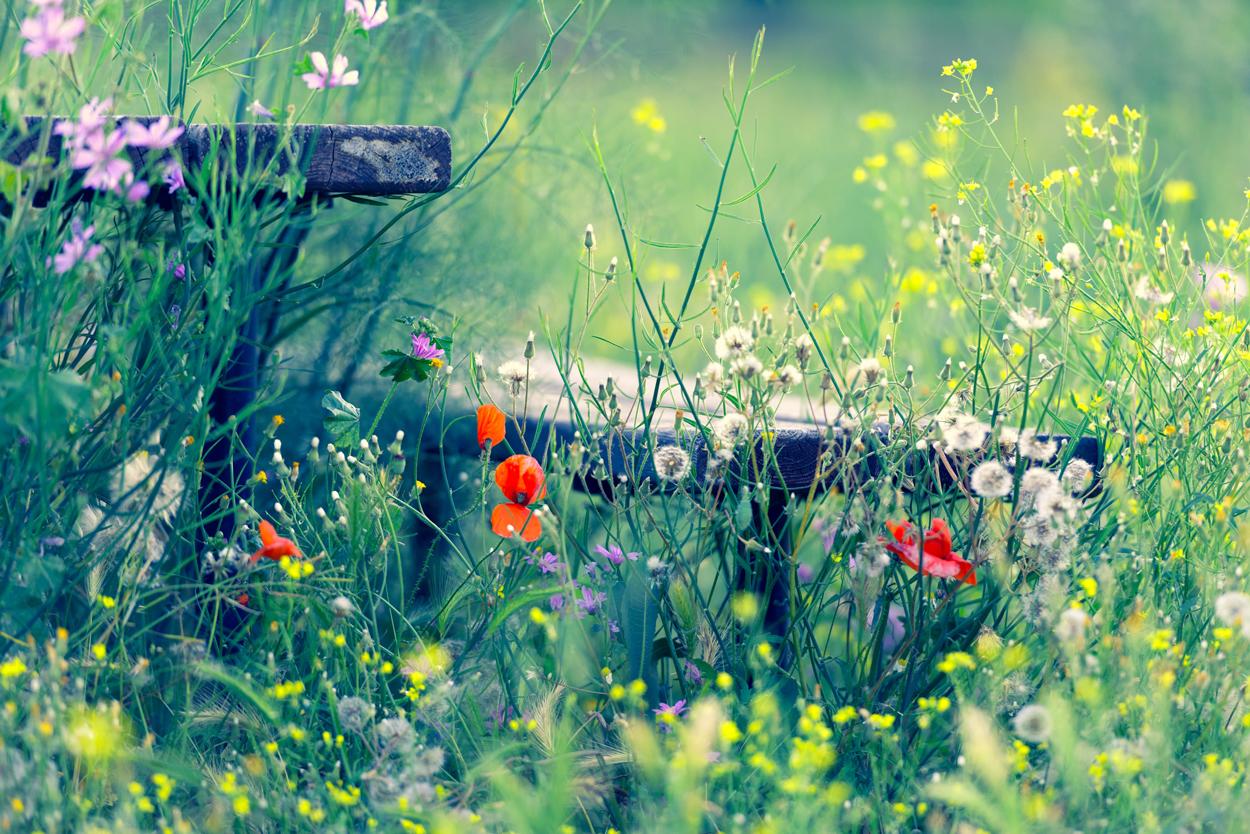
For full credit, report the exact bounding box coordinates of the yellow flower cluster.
[269,680,306,700]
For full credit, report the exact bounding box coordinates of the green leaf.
[190,661,279,724]
[612,572,660,706]
[378,352,432,383]
[321,390,360,447]
[487,587,554,635]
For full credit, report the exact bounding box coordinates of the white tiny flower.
[771,364,802,387]
[1054,607,1089,644]
[1012,704,1053,742]
[850,357,885,386]
[730,355,764,380]
[795,334,814,364]
[715,326,755,360]
[498,360,529,397]
[1020,467,1060,495]
[970,460,1012,498]
[1008,307,1054,332]
[1018,429,1058,461]
[1059,242,1082,271]
[653,446,691,481]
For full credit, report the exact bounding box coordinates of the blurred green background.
[178,0,1250,395]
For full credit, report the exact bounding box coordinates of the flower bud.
[891,302,901,324]
[732,301,742,323]
[694,323,703,339]
[1117,238,1127,262]
[605,256,617,280]
[1160,220,1170,246]
[949,214,962,242]
[641,356,652,380]
[584,223,596,250]
[524,331,536,360]
[839,337,850,362]
[939,358,952,380]
[883,335,893,357]
[1181,240,1192,267]
[904,365,914,389]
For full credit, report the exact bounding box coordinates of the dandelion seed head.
[1012,704,1053,742]
[653,446,690,481]
[715,326,754,360]
[971,460,1012,498]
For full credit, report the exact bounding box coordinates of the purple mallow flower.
[594,543,640,565]
[346,0,388,30]
[549,594,564,611]
[75,128,132,192]
[607,620,620,635]
[302,52,359,90]
[20,4,86,57]
[682,660,703,685]
[47,219,104,275]
[797,563,814,583]
[411,332,444,361]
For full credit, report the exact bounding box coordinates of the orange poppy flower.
[490,455,547,542]
[477,404,506,450]
[880,518,976,585]
[251,520,304,562]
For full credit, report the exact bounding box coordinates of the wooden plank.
[5,118,451,195]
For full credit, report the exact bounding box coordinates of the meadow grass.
[5,3,1250,834]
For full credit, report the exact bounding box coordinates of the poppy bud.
[584,223,596,250]
[606,256,617,280]
[524,331,535,360]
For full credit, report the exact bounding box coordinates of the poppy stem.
[366,380,400,440]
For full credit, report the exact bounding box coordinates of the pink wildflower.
[124,116,183,150]
[302,52,359,90]
[122,173,150,203]
[74,128,132,193]
[20,5,86,57]
[653,700,688,732]
[345,0,388,30]
[47,219,104,275]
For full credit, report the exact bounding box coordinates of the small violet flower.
[653,700,688,732]
[20,5,86,57]
[573,585,606,617]
[247,100,277,119]
[607,619,620,635]
[302,52,359,90]
[170,304,182,329]
[163,160,186,193]
[345,0,388,30]
[47,219,104,275]
[411,332,444,361]
[533,552,560,574]
[549,594,564,611]
[593,543,640,565]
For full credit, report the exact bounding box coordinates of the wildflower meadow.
[5,1,1250,833]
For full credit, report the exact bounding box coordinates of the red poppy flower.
[490,503,542,542]
[490,455,547,542]
[477,404,506,450]
[251,520,304,562]
[880,518,977,585]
